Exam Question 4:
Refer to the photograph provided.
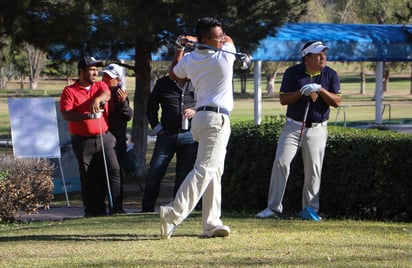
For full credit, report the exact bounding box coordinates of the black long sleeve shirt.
[108,86,133,143]
[146,76,196,133]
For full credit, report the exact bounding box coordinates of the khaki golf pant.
[267,120,328,213]
[165,110,231,233]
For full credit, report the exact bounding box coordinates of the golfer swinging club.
[256,41,342,220]
[160,17,236,239]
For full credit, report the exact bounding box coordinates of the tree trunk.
[240,70,247,93]
[266,71,277,95]
[130,45,151,179]
[20,75,24,90]
[0,68,7,89]
[66,74,74,85]
[24,42,46,90]
[360,62,366,94]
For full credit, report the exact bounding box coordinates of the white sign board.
[8,97,60,158]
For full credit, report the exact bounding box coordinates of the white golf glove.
[175,35,186,49]
[300,83,321,96]
[89,110,103,119]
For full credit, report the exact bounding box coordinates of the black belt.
[72,131,107,139]
[196,106,229,116]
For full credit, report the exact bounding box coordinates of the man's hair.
[196,17,222,41]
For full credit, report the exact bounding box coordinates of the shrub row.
[222,117,412,221]
[0,157,54,222]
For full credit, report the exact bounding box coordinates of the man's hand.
[116,88,128,102]
[183,108,196,120]
[300,83,321,96]
[175,35,187,49]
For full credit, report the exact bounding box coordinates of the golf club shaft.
[186,40,243,57]
[298,100,311,147]
[98,115,113,209]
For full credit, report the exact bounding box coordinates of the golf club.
[182,38,253,70]
[97,101,113,210]
[289,99,310,189]
[298,100,311,148]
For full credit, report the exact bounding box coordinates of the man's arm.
[90,89,111,113]
[61,87,111,121]
[169,35,197,81]
[146,83,163,134]
[279,91,303,106]
[223,35,234,45]
[169,48,185,81]
[61,110,89,121]
[319,88,342,108]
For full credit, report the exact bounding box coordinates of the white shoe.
[160,206,176,239]
[256,208,277,218]
[202,225,230,238]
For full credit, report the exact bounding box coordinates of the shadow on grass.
[0,231,206,242]
[0,233,158,242]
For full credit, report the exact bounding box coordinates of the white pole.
[375,62,383,125]
[254,60,262,125]
[58,158,70,207]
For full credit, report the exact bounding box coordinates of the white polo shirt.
[173,42,236,112]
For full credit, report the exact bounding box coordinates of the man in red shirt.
[60,56,122,216]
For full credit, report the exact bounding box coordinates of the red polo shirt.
[60,81,110,136]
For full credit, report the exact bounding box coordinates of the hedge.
[222,117,412,221]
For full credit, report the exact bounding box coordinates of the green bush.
[0,157,55,222]
[222,120,412,221]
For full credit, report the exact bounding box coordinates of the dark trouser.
[142,130,198,212]
[71,132,121,215]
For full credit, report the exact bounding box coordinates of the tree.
[262,61,292,96]
[9,0,309,177]
[331,0,412,94]
[11,48,29,90]
[0,37,14,89]
[0,1,31,89]
[24,42,46,90]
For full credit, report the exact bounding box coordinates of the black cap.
[77,56,103,68]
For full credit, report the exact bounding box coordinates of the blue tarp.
[251,23,412,62]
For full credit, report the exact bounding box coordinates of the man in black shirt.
[102,63,133,214]
[141,75,198,212]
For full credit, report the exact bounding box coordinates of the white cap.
[301,41,329,57]
[103,63,122,79]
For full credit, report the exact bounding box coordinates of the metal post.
[254,60,262,125]
[375,62,384,125]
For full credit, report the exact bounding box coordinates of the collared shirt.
[146,76,196,134]
[280,63,341,123]
[60,80,110,136]
[173,42,236,112]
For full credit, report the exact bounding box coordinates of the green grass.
[1,213,411,267]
